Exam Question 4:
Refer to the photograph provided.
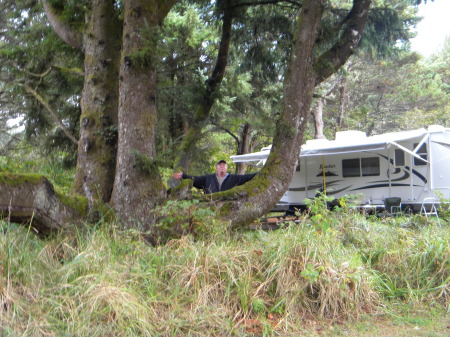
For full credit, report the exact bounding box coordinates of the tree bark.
[42,0,122,204]
[41,0,82,49]
[213,0,372,227]
[337,77,348,129]
[216,0,326,226]
[72,0,121,203]
[236,123,253,174]
[313,98,326,139]
[110,0,176,229]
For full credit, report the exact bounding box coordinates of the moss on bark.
[0,173,100,234]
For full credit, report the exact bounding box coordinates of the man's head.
[215,160,228,177]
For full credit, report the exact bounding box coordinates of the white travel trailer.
[231,125,450,213]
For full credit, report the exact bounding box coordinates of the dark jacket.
[182,172,256,194]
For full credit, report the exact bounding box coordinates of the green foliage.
[303,192,343,233]
[0,0,83,161]
[300,263,321,283]
[0,144,74,193]
[434,190,450,221]
[359,4,419,58]
[318,47,450,136]
[152,199,227,240]
[156,2,221,165]
[132,150,159,176]
[0,0,83,164]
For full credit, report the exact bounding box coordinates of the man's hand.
[173,172,183,180]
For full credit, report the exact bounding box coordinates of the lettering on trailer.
[318,163,338,177]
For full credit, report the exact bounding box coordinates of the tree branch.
[15,65,52,79]
[211,121,240,144]
[313,0,371,84]
[157,0,179,25]
[172,0,236,171]
[22,84,79,145]
[41,0,83,50]
[204,0,234,107]
[13,63,84,79]
[231,0,301,9]
[52,65,84,76]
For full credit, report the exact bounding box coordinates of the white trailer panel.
[231,125,450,212]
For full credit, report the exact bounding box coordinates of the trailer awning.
[230,149,270,163]
[230,127,444,163]
[301,143,387,156]
[230,143,388,163]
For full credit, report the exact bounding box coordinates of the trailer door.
[430,134,450,196]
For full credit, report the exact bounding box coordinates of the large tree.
[40,0,177,227]
[3,0,427,236]
[207,0,372,226]
[39,0,121,205]
[109,0,177,227]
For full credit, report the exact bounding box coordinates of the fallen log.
[0,173,89,235]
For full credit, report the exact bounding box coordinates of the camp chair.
[384,197,402,217]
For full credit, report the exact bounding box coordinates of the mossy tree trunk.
[42,0,121,204]
[5,0,176,233]
[110,0,177,229]
[72,0,122,203]
[213,0,371,227]
[212,0,325,226]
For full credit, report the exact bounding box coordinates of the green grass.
[1,208,449,336]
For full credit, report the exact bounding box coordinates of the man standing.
[172,160,256,194]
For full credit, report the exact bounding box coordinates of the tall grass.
[1,207,449,336]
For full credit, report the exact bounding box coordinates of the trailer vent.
[305,139,330,147]
[335,130,366,142]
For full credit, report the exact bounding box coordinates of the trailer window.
[342,159,360,177]
[394,149,405,167]
[413,143,427,166]
[343,157,380,177]
[361,157,380,176]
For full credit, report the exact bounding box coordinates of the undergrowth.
[1,203,448,336]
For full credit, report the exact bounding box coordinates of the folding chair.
[384,197,402,217]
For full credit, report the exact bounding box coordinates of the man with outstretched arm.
[173,160,256,194]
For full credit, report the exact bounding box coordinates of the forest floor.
[297,314,448,336]
[240,304,449,336]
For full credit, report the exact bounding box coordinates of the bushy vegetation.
[1,200,448,336]
[0,152,448,336]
